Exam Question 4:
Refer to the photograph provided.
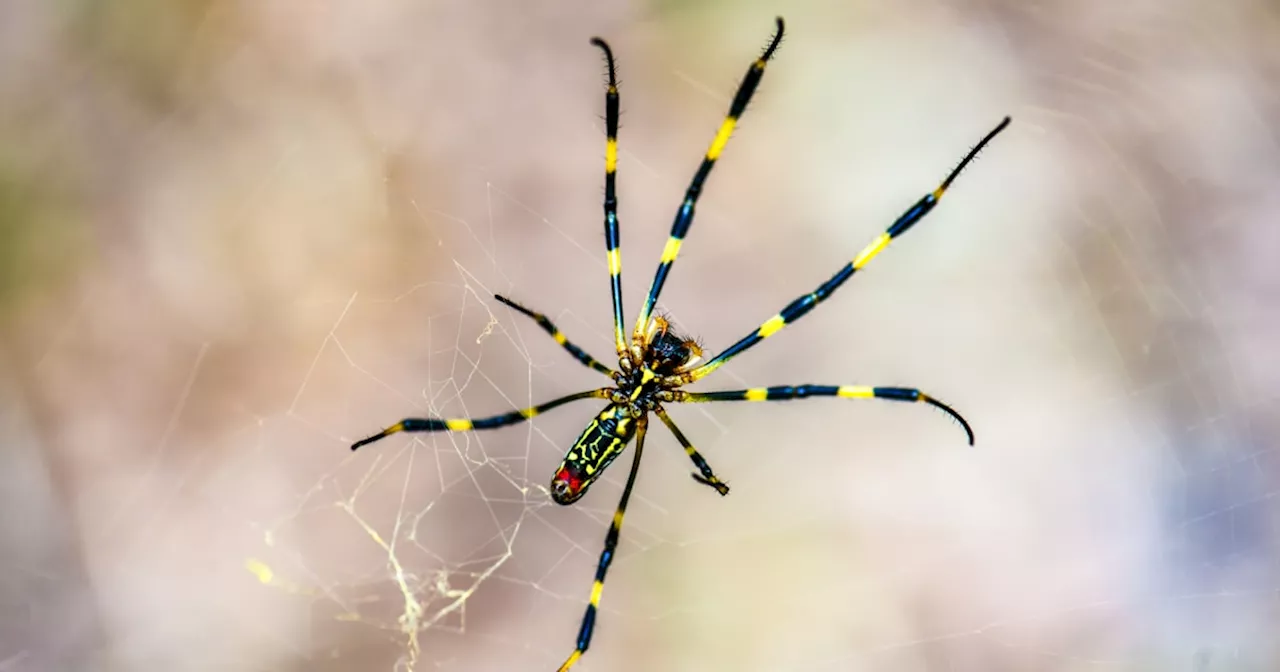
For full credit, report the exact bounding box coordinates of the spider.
[352,16,1010,672]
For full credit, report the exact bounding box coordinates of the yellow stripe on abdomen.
[446,418,473,431]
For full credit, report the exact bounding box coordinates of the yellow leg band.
[607,248,621,277]
[837,386,874,398]
[558,650,583,672]
[706,117,737,160]
[852,233,891,269]
[659,236,683,263]
[606,138,618,173]
[757,314,786,338]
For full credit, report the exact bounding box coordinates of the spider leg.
[557,414,648,672]
[654,406,729,495]
[632,17,785,347]
[688,117,1012,381]
[494,295,614,377]
[666,384,974,445]
[589,37,629,359]
[350,388,613,450]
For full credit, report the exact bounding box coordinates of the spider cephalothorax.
[640,315,703,376]
[350,16,1007,672]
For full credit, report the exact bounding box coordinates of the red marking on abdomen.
[556,467,584,493]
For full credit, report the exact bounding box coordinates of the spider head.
[550,465,588,505]
[645,316,702,376]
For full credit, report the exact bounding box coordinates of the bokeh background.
[2,0,1277,670]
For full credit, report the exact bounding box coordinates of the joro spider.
[352,16,1010,672]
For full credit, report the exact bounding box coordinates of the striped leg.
[494,295,613,377]
[689,117,1012,381]
[666,384,974,445]
[632,17,786,347]
[654,406,729,495]
[350,388,612,450]
[590,37,629,359]
[557,414,648,672]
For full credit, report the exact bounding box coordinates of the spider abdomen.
[551,404,637,505]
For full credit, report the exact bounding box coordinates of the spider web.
[2,1,1278,671]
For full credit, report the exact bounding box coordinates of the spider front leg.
[654,405,729,495]
[557,415,648,672]
[631,17,785,346]
[494,295,614,377]
[588,36,629,359]
[688,116,1012,381]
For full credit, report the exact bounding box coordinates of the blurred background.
[2,0,1278,670]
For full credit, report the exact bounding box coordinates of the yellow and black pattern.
[569,407,634,470]
[549,404,637,505]
[633,17,786,342]
[667,384,975,445]
[348,16,1010,672]
[349,388,612,450]
[691,115,1012,380]
[556,415,648,672]
[495,294,614,377]
[654,406,729,495]
[591,38,629,357]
